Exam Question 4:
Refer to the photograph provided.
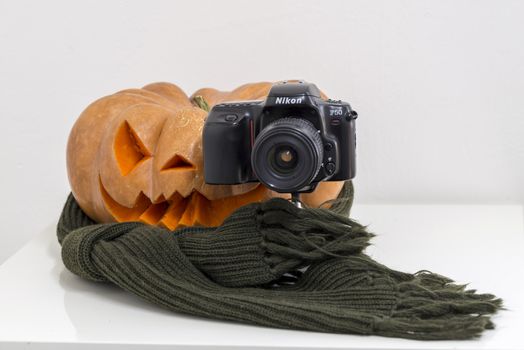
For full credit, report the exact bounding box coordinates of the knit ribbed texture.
[57,181,502,340]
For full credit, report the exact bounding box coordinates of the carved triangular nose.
[161,154,196,171]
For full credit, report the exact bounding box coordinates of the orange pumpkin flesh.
[67,82,344,230]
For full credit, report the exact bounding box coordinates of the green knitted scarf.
[57,181,502,340]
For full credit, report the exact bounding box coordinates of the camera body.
[203,81,357,193]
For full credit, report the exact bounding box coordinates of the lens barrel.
[251,118,323,192]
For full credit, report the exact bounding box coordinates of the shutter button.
[225,114,238,122]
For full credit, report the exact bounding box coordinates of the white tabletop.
[0,203,523,350]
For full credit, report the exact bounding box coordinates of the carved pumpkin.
[67,82,344,229]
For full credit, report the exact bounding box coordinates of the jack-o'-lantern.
[67,82,344,229]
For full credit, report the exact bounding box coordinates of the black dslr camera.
[203,81,357,193]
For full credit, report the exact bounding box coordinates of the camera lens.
[271,145,298,174]
[252,118,323,192]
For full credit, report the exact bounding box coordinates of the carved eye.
[114,121,151,176]
[161,154,195,171]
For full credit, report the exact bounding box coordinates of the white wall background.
[1,0,523,263]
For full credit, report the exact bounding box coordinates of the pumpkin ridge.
[115,89,183,110]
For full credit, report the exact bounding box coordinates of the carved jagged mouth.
[105,119,266,229]
[99,177,266,230]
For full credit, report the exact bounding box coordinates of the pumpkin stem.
[192,95,210,112]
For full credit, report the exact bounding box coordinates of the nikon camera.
[203,81,357,193]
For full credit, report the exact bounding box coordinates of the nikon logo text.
[275,96,304,104]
